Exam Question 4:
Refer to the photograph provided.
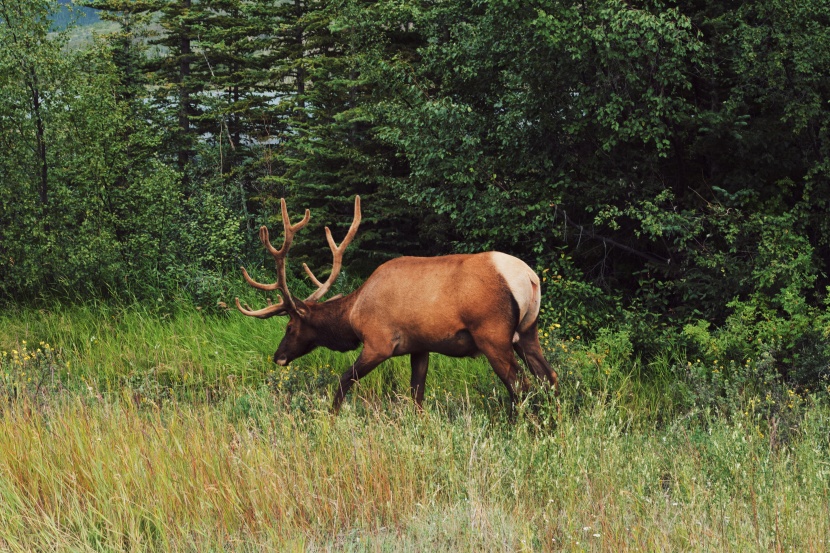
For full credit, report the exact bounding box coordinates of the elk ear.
[294,302,309,318]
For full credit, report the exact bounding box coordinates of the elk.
[236,197,559,412]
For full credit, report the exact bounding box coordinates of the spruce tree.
[84,0,201,180]
[263,0,426,279]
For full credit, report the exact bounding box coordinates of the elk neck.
[305,293,361,352]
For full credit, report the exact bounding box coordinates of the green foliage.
[0,1,253,302]
[671,211,830,383]
[343,0,703,254]
[259,0,430,274]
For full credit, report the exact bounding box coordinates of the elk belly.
[430,330,480,358]
[390,328,479,357]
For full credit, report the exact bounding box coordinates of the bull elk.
[236,197,559,412]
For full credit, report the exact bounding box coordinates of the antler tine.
[237,198,312,317]
[270,198,310,313]
[239,265,280,291]
[305,196,362,302]
[274,198,310,255]
[234,296,286,319]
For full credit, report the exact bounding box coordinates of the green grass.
[1,301,829,551]
[0,300,498,407]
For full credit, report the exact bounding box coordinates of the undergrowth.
[0,300,829,550]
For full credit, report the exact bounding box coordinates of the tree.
[345,0,703,273]
[0,0,58,210]
[0,0,67,292]
[257,0,434,279]
[338,0,830,378]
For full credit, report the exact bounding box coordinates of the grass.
[0,300,508,408]
[1,301,829,551]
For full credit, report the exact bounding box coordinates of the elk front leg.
[410,352,429,410]
[332,350,386,413]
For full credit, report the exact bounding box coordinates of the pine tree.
[186,0,269,175]
[80,1,154,105]
[82,0,204,181]
[262,0,426,278]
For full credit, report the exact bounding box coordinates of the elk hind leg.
[514,323,559,395]
[475,336,523,407]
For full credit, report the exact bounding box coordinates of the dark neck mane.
[309,294,361,352]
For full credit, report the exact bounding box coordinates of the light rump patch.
[488,252,541,332]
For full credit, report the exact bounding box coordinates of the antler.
[303,196,362,302]
[235,199,310,318]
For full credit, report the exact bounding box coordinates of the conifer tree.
[262,0,426,276]
[84,0,201,178]
[187,0,282,178]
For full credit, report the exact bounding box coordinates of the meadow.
[3,0,828,549]
[1,301,829,551]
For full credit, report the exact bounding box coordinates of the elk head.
[235,196,361,366]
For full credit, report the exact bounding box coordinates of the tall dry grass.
[0,392,828,551]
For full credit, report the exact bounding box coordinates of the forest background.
[2,0,828,386]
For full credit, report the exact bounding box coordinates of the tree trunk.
[178,0,192,175]
[28,68,47,208]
